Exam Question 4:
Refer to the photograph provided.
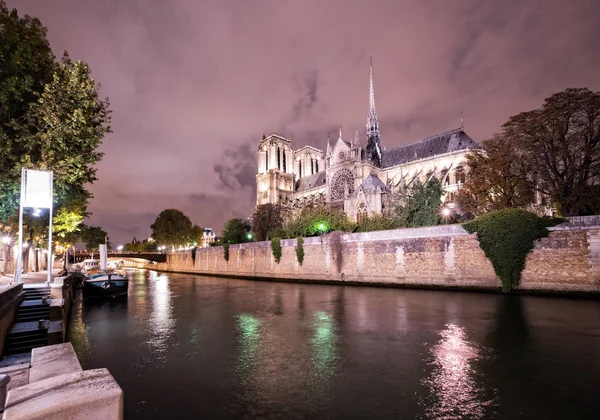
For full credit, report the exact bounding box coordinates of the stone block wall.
[163,224,600,294]
[0,283,24,356]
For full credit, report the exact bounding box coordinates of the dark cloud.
[291,69,319,122]
[7,0,600,242]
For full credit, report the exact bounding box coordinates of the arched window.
[455,166,466,184]
[441,168,449,185]
[299,161,302,178]
[283,149,287,173]
[315,159,319,173]
[277,147,281,170]
[310,158,314,174]
[265,151,268,171]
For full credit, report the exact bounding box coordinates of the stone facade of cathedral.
[255,58,480,221]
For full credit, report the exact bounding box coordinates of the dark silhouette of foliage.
[150,209,193,247]
[221,218,251,244]
[252,204,284,241]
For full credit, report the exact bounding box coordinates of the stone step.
[5,331,47,344]
[3,341,47,355]
[8,321,49,336]
[16,314,50,323]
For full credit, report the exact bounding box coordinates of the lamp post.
[246,233,253,242]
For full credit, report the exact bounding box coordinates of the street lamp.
[246,233,253,241]
[117,245,123,252]
[1,236,10,245]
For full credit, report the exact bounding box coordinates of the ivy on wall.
[463,208,563,292]
[223,243,229,262]
[271,238,282,263]
[295,237,304,265]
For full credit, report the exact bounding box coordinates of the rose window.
[330,169,354,200]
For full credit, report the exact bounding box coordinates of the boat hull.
[83,275,129,298]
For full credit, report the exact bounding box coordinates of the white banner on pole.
[23,169,53,209]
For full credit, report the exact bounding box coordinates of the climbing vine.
[463,208,563,292]
[271,238,282,263]
[329,231,343,273]
[295,237,304,265]
[223,243,229,262]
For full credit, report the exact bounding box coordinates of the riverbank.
[156,219,600,297]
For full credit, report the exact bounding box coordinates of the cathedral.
[255,57,480,221]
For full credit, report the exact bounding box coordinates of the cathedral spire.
[366,55,382,166]
[326,133,332,156]
[460,111,464,130]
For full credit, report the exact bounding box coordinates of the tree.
[221,218,251,244]
[0,0,55,221]
[0,2,111,227]
[150,209,193,248]
[503,88,600,216]
[456,134,534,216]
[397,178,443,227]
[252,204,284,241]
[80,225,108,252]
[190,224,203,246]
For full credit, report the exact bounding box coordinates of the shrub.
[223,243,229,261]
[286,206,355,238]
[356,214,402,232]
[271,238,282,263]
[295,237,304,265]
[463,208,563,292]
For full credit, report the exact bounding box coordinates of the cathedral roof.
[380,128,479,168]
[296,171,326,192]
[360,173,389,192]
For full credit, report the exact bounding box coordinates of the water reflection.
[146,271,174,361]
[421,324,494,419]
[236,313,262,377]
[311,311,339,378]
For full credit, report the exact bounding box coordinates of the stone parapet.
[163,224,600,295]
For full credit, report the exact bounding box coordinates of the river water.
[68,270,600,419]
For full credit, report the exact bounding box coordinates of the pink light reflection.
[421,324,494,419]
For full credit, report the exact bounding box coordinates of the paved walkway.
[0,269,62,287]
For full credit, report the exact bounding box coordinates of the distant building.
[201,228,216,247]
[255,57,479,220]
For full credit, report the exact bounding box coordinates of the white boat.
[82,245,129,299]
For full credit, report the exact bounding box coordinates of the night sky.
[8,0,600,244]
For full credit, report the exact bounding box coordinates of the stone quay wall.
[160,221,600,295]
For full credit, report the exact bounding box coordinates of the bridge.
[68,252,167,264]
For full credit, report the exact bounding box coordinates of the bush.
[463,208,563,292]
[223,243,229,261]
[286,206,355,238]
[295,237,304,265]
[356,214,402,232]
[271,238,282,263]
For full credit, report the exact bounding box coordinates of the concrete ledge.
[48,298,64,321]
[3,368,123,420]
[29,343,82,384]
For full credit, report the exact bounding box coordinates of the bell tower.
[256,134,295,207]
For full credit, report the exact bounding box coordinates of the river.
[68,269,600,419]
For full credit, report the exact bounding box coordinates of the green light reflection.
[311,311,339,377]
[236,314,262,376]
